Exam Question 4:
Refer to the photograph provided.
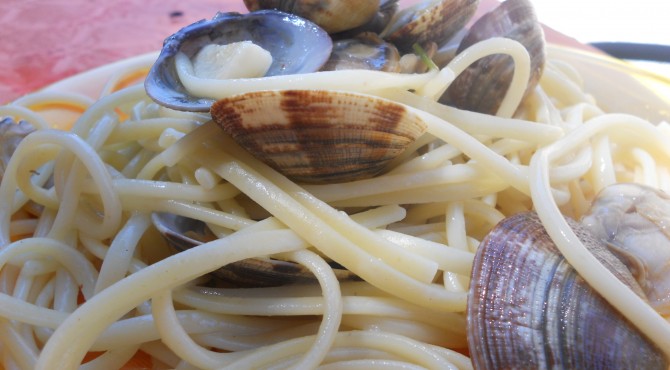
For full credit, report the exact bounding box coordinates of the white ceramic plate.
[41,51,159,100]
[547,44,670,124]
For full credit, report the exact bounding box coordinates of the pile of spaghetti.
[1,9,670,370]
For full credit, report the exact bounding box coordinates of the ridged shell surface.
[467,211,667,369]
[382,0,479,52]
[211,90,427,183]
[442,0,545,115]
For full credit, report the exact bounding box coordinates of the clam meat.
[467,211,667,369]
[441,0,546,115]
[152,212,358,287]
[144,10,333,112]
[210,89,428,184]
[582,183,670,315]
[242,0,381,34]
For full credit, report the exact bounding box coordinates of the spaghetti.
[0,19,668,370]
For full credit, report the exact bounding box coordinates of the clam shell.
[333,0,400,38]
[467,211,667,369]
[144,10,333,112]
[441,0,545,115]
[321,32,401,72]
[210,90,427,184]
[243,0,381,34]
[382,0,479,52]
[152,212,358,287]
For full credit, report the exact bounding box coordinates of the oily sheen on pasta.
[1,3,670,370]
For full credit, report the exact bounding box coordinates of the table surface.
[0,0,586,104]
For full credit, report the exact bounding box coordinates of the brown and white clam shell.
[381,0,479,52]
[467,211,667,369]
[210,90,427,184]
[242,0,381,34]
[441,0,545,115]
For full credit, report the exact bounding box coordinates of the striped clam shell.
[381,0,479,52]
[210,89,427,184]
[467,211,667,369]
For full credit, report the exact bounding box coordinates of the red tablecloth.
[0,0,245,103]
[0,0,584,104]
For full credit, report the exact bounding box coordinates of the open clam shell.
[152,212,358,287]
[210,89,428,184]
[468,211,667,369]
[144,10,333,112]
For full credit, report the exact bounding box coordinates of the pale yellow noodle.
[80,179,241,203]
[539,62,594,108]
[94,212,151,293]
[152,289,241,369]
[36,230,306,369]
[589,135,616,192]
[199,140,442,281]
[106,117,199,145]
[196,148,466,307]
[90,310,285,351]
[0,319,38,370]
[0,105,53,130]
[632,148,658,187]
[425,37,531,117]
[176,54,440,100]
[1,129,122,241]
[79,346,139,370]
[374,230,474,275]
